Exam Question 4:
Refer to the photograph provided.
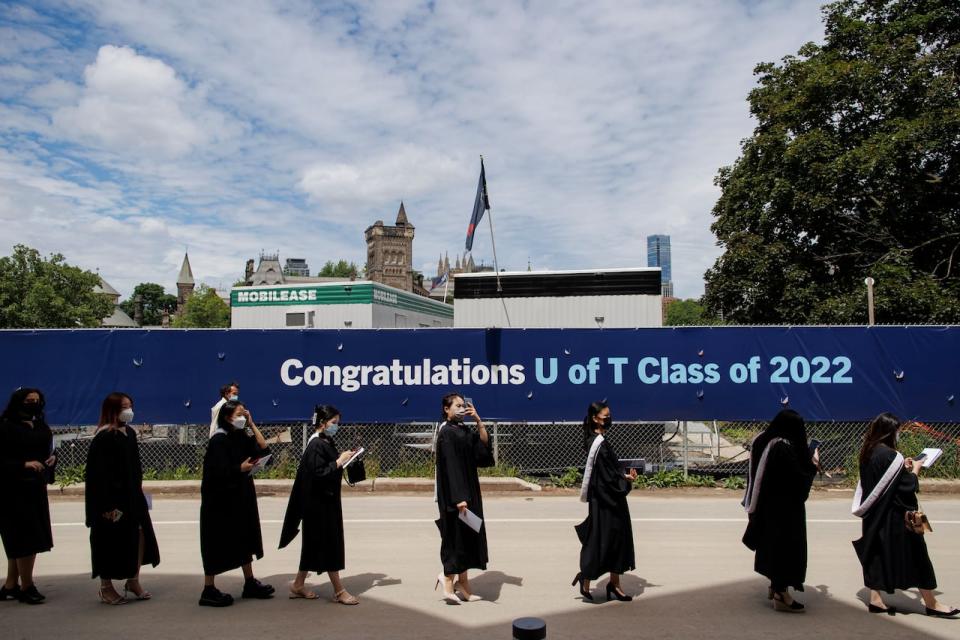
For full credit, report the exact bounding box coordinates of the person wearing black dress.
[434,392,493,604]
[741,409,817,612]
[199,400,274,607]
[280,404,358,604]
[852,413,958,618]
[0,388,55,605]
[572,401,637,602]
[85,392,160,605]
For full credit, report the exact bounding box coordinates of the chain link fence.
[49,419,960,484]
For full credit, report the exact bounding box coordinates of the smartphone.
[464,397,474,407]
[808,439,822,452]
[914,452,928,461]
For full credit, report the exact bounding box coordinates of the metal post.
[864,277,875,325]
[492,422,500,466]
[301,421,308,454]
[682,420,689,478]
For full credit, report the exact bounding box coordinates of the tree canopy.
[119,283,178,326]
[172,284,230,328]
[704,0,960,324]
[318,260,360,278]
[664,299,722,326]
[0,244,113,328]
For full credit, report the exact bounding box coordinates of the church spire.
[395,201,409,226]
[177,252,194,285]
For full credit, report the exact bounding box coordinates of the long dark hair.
[98,392,132,428]
[216,400,245,432]
[314,404,341,429]
[859,412,900,467]
[1,387,47,424]
[582,401,608,450]
[440,392,463,422]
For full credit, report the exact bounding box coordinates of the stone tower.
[176,252,195,314]
[364,202,415,292]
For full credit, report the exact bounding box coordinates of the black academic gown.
[84,426,160,580]
[853,445,936,592]
[0,417,53,559]
[279,433,345,573]
[435,420,494,575]
[575,435,635,579]
[741,440,815,591]
[200,428,269,575]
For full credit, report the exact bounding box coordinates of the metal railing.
[49,419,960,482]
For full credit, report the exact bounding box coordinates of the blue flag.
[465,158,490,251]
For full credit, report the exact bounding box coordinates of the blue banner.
[0,327,957,425]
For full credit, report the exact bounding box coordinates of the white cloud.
[0,0,828,299]
[53,45,238,158]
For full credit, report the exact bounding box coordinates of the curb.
[52,476,542,498]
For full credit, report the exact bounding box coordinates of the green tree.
[119,283,178,326]
[704,0,960,324]
[172,284,230,328]
[665,299,721,326]
[0,244,113,328]
[318,260,360,278]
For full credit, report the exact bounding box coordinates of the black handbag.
[345,457,366,486]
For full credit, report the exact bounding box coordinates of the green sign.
[231,283,453,318]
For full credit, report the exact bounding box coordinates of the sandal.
[333,588,359,605]
[124,580,152,601]
[289,586,320,600]
[98,587,127,606]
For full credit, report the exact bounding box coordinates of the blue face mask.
[228,395,239,402]
[325,423,339,437]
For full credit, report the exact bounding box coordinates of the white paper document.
[343,447,365,468]
[144,492,153,511]
[919,448,943,468]
[458,508,483,533]
[249,454,272,475]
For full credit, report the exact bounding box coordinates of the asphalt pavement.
[3,493,959,639]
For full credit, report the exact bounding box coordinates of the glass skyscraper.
[646,235,674,297]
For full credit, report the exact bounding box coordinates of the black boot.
[198,586,234,607]
[241,578,275,599]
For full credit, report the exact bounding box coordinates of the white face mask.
[118,408,134,424]
[232,416,247,431]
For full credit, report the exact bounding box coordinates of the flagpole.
[442,271,450,304]
[480,155,503,293]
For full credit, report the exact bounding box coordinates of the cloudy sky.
[0,1,826,300]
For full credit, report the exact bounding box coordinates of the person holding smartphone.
[0,388,55,605]
[852,414,958,618]
[198,400,273,607]
[279,404,358,604]
[84,392,160,605]
[434,392,493,604]
[573,401,637,602]
[741,409,817,612]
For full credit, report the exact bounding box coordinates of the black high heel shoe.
[606,583,632,602]
[571,573,592,601]
[868,603,895,615]
[925,606,960,618]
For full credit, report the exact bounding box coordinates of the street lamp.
[864,277,875,326]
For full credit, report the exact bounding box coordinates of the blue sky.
[0,1,826,299]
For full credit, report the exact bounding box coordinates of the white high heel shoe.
[434,573,460,605]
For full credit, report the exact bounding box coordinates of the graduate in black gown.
[434,393,494,604]
[84,392,160,605]
[741,409,817,612]
[572,401,637,602]
[852,413,958,618]
[198,400,274,607]
[280,404,358,604]
[0,388,55,605]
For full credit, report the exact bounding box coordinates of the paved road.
[4,493,959,639]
